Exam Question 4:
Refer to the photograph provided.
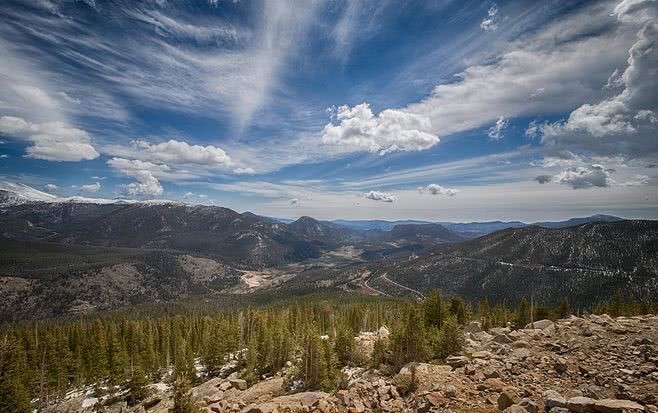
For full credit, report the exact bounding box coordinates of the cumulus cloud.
[80,182,101,193]
[480,5,499,32]
[0,116,99,161]
[487,116,508,140]
[321,103,439,155]
[183,192,194,199]
[364,190,397,202]
[121,172,163,197]
[132,139,232,167]
[553,165,612,189]
[537,3,658,158]
[419,184,458,197]
[43,183,58,192]
[107,157,165,197]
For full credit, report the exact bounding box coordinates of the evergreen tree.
[435,317,464,358]
[516,297,530,328]
[478,298,491,330]
[448,297,467,325]
[556,298,571,319]
[0,336,31,413]
[172,376,198,413]
[300,326,323,390]
[127,366,150,406]
[333,325,354,366]
[423,290,446,329]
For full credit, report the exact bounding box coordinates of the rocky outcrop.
[41,314,658,413]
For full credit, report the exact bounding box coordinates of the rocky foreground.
[47,313,658,413]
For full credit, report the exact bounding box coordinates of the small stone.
[498,389,521,411]
[443,384,457,398]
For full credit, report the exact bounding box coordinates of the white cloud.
[107,157,165,197]
[419,184,458,197]
[480,5,499,32]
[80,182,101,193]
[183,191,194,199]
[0,116,99,161]
[537,3,658,158]
[321,103,439,155]
[234,167,256,175]
[553,165,612,189]
[132,139,232,167]
[487,116,508,140]
[404,1,634,139]
[43,183,58,192]
[0,154,7,159]
[121,172,163,197]
[364,190,397,202]
[621,174,650,186]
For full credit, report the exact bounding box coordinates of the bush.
[393,364,418,396]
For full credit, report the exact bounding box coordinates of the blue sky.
[0,0,657,221]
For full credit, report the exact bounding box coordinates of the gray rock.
[524,320,554,330]
[543,390,567,409]
[518,398,538,413]
[566,396,596,413]
[593,399,645,413]
[230,378,248,390]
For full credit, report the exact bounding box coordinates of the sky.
[0,0,657,222]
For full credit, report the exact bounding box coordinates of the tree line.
[0,292,654,412]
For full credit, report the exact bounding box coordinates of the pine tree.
[435,317,464,358]
[333,325,354,366]
[0,336,31,413]
[556,298,571,319]
[423,290,446,329]
[478,298,491,330]
[172,375,198,413]
[300,326,323,390]
[127,365,150,406]
[516,298,530,328]
[448,297,467,325]
[107,324,130,388]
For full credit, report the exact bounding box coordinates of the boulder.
[525,320,554,330]
[494,334,514,344]
[230,378,248,390]
[566,396,596,413]
[446,355,469,367]
[593,399,645,413]
[465,321,483,334]
[518,398,539,413]
[544,390,567,410]
[504,405,528,413]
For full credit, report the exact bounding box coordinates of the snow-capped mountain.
[0,181,181,206]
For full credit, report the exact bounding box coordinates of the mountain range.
[0,181,654,321]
